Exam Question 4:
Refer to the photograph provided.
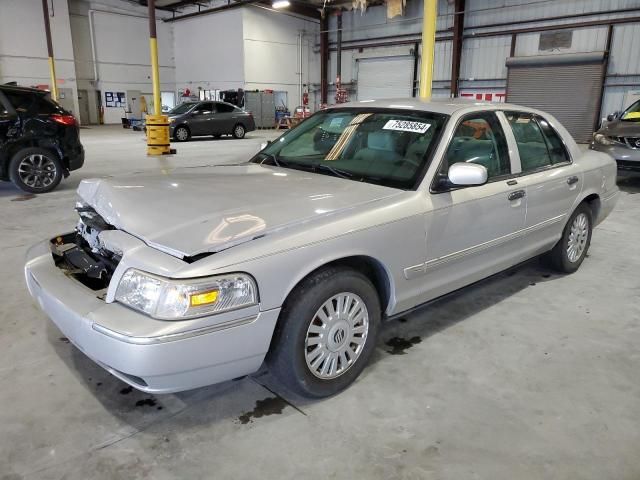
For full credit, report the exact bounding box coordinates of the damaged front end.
[50,204,121,292]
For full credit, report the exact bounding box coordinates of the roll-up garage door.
[506,52,606,143]
[356,56,414,100]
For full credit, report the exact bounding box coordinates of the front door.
[420,112,527,301]
[78,89,91,125]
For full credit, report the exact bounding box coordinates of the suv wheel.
[174,125,190,142]
[267,266,381,398]
[9,147,63,194]
[232,124,246,139]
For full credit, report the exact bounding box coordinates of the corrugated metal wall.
[317,0,640,123]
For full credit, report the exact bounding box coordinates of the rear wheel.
[268,266,380,398]
[232,124,246,139]
[546,203,593,273]
[174,125,190,142]
[9,147,63,193]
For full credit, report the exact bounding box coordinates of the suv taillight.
[50,114,77,126]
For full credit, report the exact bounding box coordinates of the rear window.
[5,91,63,115]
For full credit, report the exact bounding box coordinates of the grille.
[624,137,640,149]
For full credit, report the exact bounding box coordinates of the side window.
[536,116,570,164]
[5,92,34,112]
[216,103,235,113]
[441,113,510,180]
[505,111,552,173]
[35,96,62,115]
[196,102,214,114]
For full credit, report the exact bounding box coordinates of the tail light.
[50,114,77,126]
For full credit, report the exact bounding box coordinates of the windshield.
[621,99,640,121]
[251,108,448,189]
[169,102,196,115]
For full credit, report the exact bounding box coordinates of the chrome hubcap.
[567,213,589,263]
[18,154,57,189]
[305,292,369,379]
[235,126,244,137]
[176,128,188,140]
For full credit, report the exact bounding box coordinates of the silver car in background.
[591,99,640,173]
[25,99,618,398]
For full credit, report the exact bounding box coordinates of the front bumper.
[66,144,85,171]
[590,142,640,171]
[25,240,280,394]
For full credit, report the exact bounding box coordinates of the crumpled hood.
[600,120,640,136]
[77,164,400,258]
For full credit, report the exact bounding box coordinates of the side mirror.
[607,111,619,122]
[448,162,488,186]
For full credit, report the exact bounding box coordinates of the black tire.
[546,203,593,273]
[232,123,246,139]
[173,125,191,142]
[267,266,381,398]
[9,147,63,194]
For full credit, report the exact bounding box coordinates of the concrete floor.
[1,125,639,480]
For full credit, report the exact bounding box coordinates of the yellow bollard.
[419,0,438,100]
[146,114,171,155]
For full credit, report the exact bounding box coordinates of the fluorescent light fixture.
[272,0,290,8]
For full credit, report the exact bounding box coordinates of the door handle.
[567,176,579,185]
[508,190,526,201]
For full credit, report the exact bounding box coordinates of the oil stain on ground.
[11,194,36,202]
[385,336,421,355]
[135,398,157,407]
[237,396,288,425]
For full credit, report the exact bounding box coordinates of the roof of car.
[331,97,539,116]
[0,83,47,94]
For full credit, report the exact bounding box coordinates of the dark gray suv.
[168,101,256,142]
[591,99,640,173]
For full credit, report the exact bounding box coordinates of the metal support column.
[450,0,465,97]
[320,15,329,105]
[419,0,437,100]
[41,0,58,101]
[336,12,343,85]
[146,0,172,155]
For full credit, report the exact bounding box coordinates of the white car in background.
[25,99,618,398]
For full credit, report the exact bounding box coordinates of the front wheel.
[546,203,593,273]
[267,266,380,398]
[9,147,63,193]
[232,124,246,139]
[173,125,190,142]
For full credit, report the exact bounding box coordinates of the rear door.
[189,102,215,135]
[211,102,237,134]
[503,111,582,253]
[421,111,527,299]
[0,91,18,150]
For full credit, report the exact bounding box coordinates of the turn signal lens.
[190,289,219,307]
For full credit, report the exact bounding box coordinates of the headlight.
[115,269,258,320]
[594,133,615,146]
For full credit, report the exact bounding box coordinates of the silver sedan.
[25,99,619,398]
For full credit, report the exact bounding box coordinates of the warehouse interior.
[1,0,640,479]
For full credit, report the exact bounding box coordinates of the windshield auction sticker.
[383,120,431,134]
